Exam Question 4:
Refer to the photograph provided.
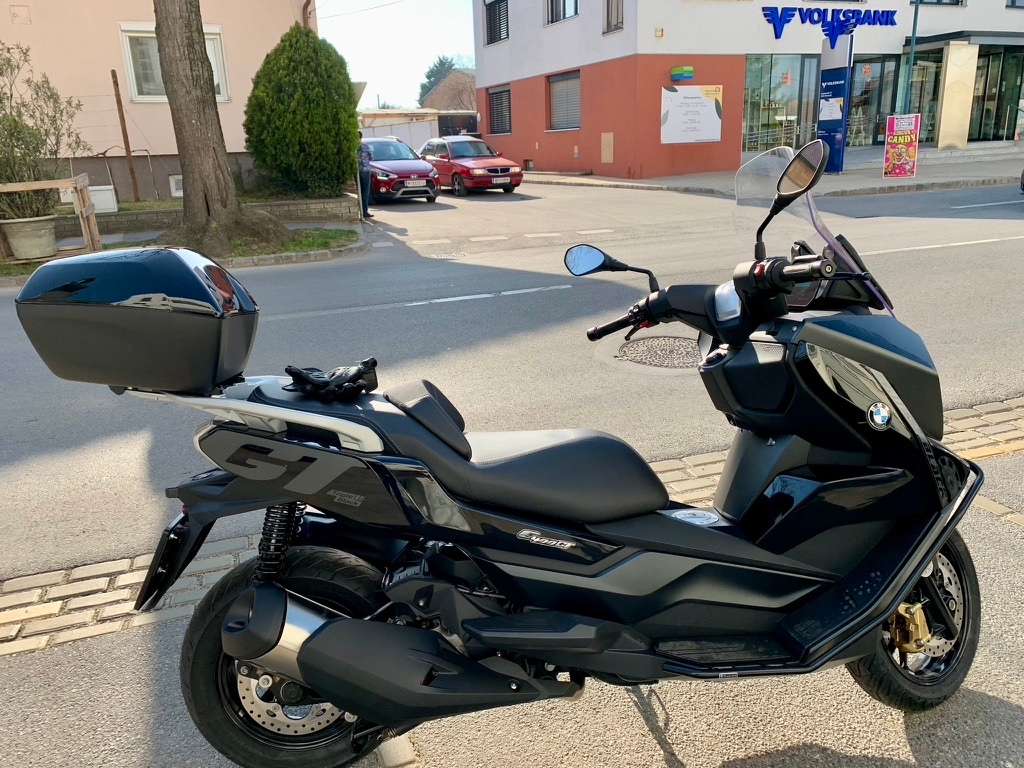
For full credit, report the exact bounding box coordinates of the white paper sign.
[660,85,723,144]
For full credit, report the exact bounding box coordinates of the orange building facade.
[477,53,747,179]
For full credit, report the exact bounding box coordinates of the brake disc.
[236,675,345,736]
[921,552,964,658]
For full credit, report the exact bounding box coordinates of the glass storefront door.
[743,54,819,152]
[904,51,943,144]
[972,48,1023,142]
[848,56,899,146]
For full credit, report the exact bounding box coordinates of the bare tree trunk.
[153,0,285,257]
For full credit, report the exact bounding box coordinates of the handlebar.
[753,257,836,292]
[583,257,836,342]
[587,306,641,341]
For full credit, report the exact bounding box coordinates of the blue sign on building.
[762,7,898,49]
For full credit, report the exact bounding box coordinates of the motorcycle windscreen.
[734,147,893,313]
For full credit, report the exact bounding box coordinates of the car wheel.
[452,175,468,197]
[427,193,438,203]
[502,185,515,194]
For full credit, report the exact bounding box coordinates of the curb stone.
[369,736,421,768]
[524,174,1021,199]
[1,395,1023,657]
[0,233,368,289]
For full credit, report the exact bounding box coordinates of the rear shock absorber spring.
[254,501,306,582]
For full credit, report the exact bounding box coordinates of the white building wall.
[473,0,639,89]
[474,0,1024,88]
[637,0,1024,56]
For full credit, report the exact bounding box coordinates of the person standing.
[358,132,373,219]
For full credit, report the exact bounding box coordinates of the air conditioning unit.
[169,174,184,198]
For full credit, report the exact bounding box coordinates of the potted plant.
[0,42,88,261]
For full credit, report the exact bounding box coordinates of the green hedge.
[244,25,359,197]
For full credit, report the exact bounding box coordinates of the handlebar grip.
[780,258,836,283]
[586,312,635,341]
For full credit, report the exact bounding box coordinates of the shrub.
[0,42,88,219]
[244,25,359,197]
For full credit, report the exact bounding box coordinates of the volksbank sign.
[763,6,899,48]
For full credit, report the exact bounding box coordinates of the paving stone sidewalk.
[2,396,1023,658]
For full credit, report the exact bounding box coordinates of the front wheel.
[502,185,515,194]
[452,174,467,197]
[181,547,388,767]
[847,530,980,711]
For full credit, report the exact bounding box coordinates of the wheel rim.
[454,176,463,194]
[217,655,359,750]
[883,546,971,685]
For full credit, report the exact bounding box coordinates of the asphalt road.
[2,182,1023,580]
[1,454,1022,768]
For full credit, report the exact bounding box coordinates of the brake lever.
[624,321,653,341]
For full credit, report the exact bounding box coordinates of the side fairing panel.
[797,314,943,440]
[197,426,410,526]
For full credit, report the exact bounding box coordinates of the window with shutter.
[488,87,512,135]
[122,27,228,101]
[548,0,579,24]
[605,0,624,32]
[548,71,581,131]
[484,0,509,45]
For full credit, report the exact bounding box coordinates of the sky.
[317,0,476,110]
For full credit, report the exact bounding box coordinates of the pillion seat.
[249,378,668,525]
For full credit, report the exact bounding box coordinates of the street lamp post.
[901,0,922,114]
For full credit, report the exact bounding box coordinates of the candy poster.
[883,114,921,179]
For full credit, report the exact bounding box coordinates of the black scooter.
[15,140,982,768]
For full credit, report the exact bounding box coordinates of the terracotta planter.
[1,214,57,261]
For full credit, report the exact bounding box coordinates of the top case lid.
[15,247,257,318]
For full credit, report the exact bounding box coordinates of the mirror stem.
[754,198,784,261]
[628,267,660,292]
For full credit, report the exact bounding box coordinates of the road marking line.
[469,235,509,242]
[524,232,561,238]
[429,293,494,303]
[412,239,451,245]
[263,284,573,321]
[500,285,572,296]
[371,241,395,248]
[950,199,1024,210]
[577,228,615,235]
[862,234,1024,256]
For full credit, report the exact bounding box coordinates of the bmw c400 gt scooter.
[15,141,982,767]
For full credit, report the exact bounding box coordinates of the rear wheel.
[181,547,387,767]
[452,174,467,197]
[847,530,980,711]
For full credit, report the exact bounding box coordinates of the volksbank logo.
[763,7,898,49]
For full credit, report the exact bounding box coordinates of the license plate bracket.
[134,512,213,611]
[490,177,510,185]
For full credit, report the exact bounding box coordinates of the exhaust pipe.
[222,584,578,725]
[222,583,331,684]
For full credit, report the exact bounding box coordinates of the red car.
[362,137,439,203]
[418,136,523,196]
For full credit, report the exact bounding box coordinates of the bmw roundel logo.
[867,402,892,431]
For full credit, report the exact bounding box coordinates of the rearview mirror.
[564,244,611,276]
[777,139,828,200]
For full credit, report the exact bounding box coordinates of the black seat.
[385,381,668,523]
[250,379,668,524]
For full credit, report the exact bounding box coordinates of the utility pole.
[110,69,141,202]
[901,0,921,114]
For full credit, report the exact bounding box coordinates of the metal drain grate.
[617,336,702,369]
